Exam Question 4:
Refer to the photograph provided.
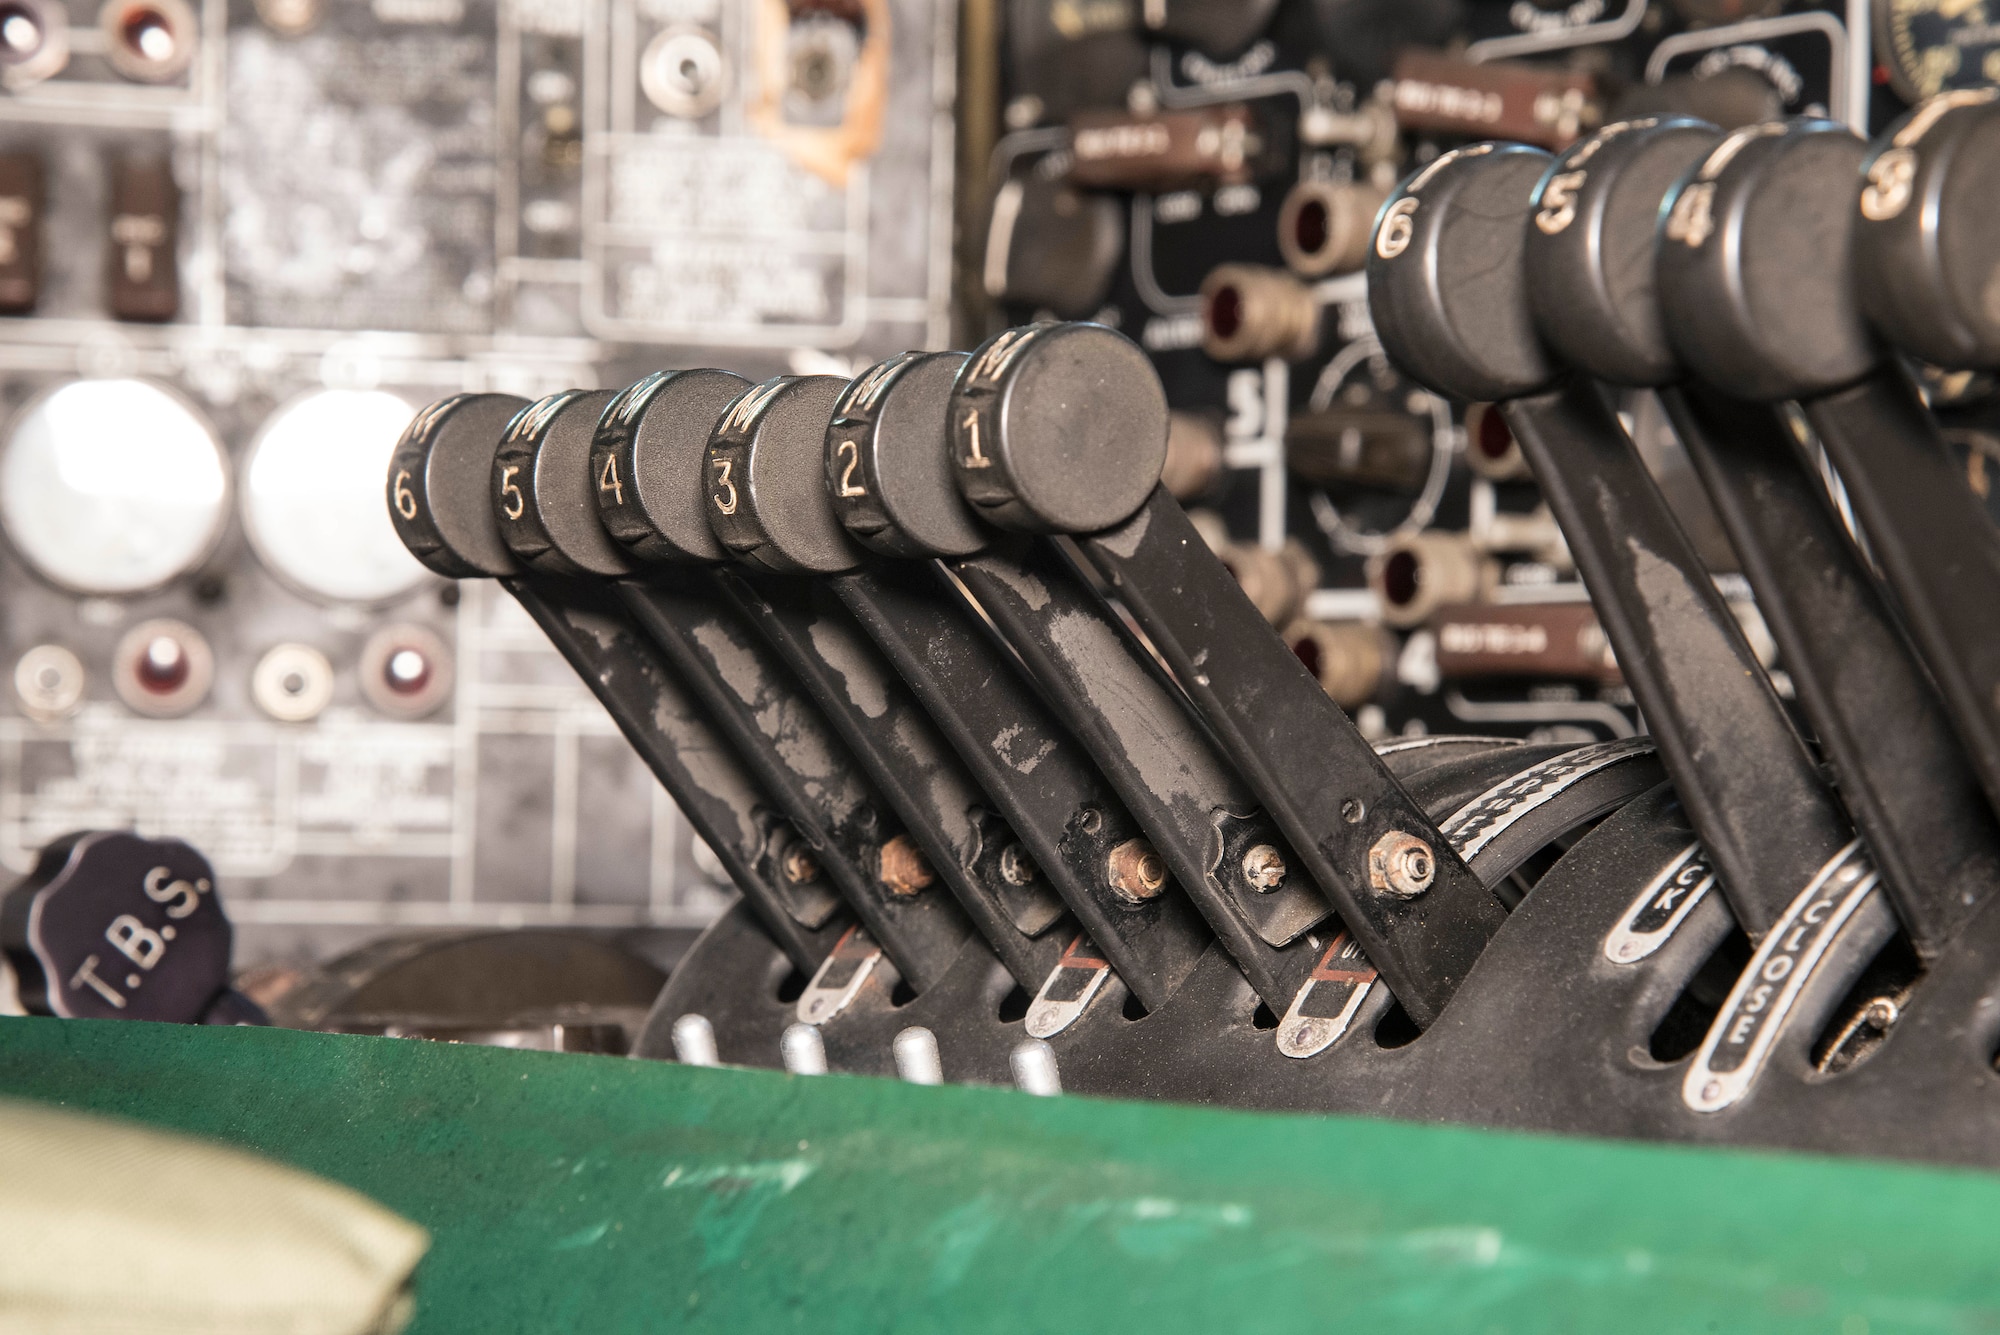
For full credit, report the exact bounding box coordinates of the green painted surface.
[1,1016,1997,1333]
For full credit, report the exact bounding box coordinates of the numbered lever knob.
[1852,89,2000,373]
[825,351,985,559]
[386,393,532,578]
[1367,143,1559,403]
[949,321,1168,534]
[591,368,753,565]
[705,376,866,573]
[492,389,630,576]
[2,831,241,1023]
[1654,119,1874,402]
[1524,116,1724,388]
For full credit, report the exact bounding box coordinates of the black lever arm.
[1658,111,2000,824]
[817,350,1215,1013]
[490,382,973,994]
[1369,142,1854,935]
[384,391,847,975]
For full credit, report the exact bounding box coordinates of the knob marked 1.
[948,322,1167,534]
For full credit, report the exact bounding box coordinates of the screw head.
[1367,830,1436,899]
[1340,798,1365,824]
[1107,838,1168,903]
[1077,808,1104,835]
[781,844,822,886]
[1242,843,1288,892]
[999,842,1040,886]
[1861,997,1900,1030]
[878,834,936,897]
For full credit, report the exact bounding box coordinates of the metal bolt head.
[878,834,936,897]
[1861,997,1900,1030]
[1367,830,1435,899]
[1106,838,1167,903]
[781,843,822,886]
[1242,843,1288,891]
[1077,807,1104,835]
[1340,797,1365,824]
[999,842,1040,886]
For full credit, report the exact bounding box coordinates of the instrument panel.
[0,0,953,967]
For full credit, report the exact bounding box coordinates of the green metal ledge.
[2,1016,1997,1333]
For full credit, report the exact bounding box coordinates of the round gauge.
[241,388,430,604]
[1877,0,2000,102]
[1,378,228,595]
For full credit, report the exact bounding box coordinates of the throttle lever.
[945,319,1505,1030]
[1367,142,1858,942]
[1521,114,2000,955]
[488,385,973,998]
[820,350,1215,1018]
[693,374,1071,993]
[383,391,848,977]
[1657,112,2000,825]
[1368,141,1907,1116]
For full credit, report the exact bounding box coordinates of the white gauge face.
[242,388,429,604]
[1,378,229,595]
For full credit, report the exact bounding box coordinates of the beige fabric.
[0,1098,428,1334]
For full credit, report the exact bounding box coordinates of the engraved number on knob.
[1860,148,1917,222]
[498,465,525,521]
[834,438,866,497]
[712,457,739,515]
[598,452,625,506]
[1664,182,1716,248]
[1535,170,1586,236]
[1375,198,1417,260]
[392,469,418,521]
[961,410,993,470]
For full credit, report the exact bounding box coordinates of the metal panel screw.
[1242,843,1287,891]
[1107,838,1167,902]
[781,843,822,885]
[999,843,1040,885]
[878,834,936,896]
[1368,830,1435,898]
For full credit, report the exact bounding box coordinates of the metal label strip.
[797,924,883,1026]
[1603,841,1717,964]
[1025,933,1113,1039]
[1439,736,1657,864]
[1275,931,1378,1059]
[1682,840,1879,1114]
